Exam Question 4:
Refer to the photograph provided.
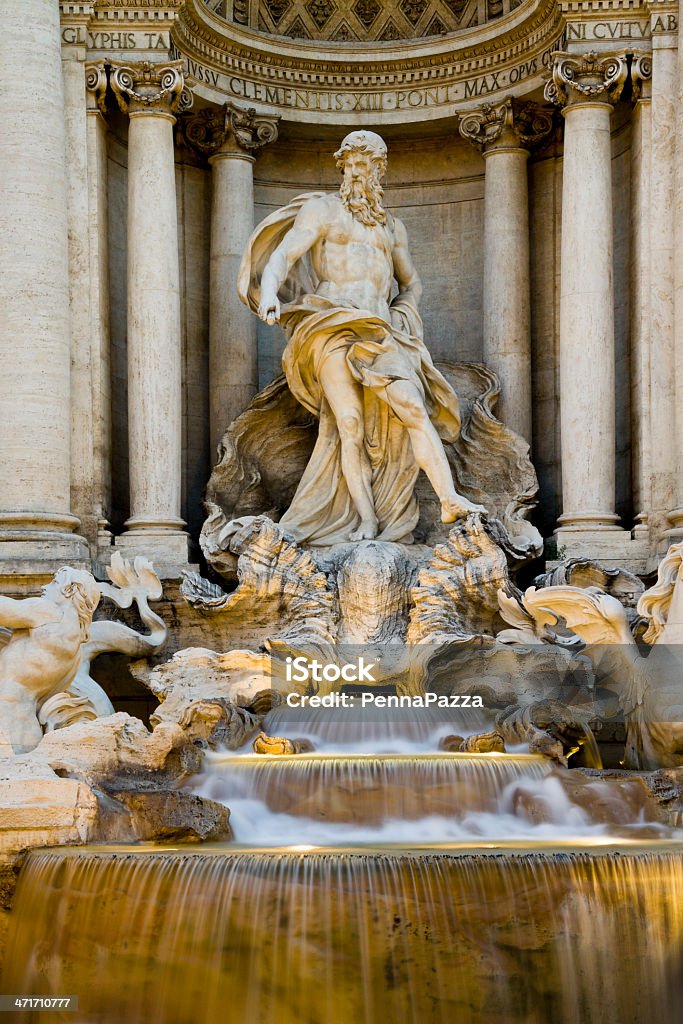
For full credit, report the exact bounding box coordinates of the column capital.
[630,51,653,101]
[180,102,279,160]
[459,97,553,154]
[544,50,630,109]
[85,61,108,115]
[109,60,192,119]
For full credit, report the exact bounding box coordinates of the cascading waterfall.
[3,715,683,1022]
[4,846,683,1024]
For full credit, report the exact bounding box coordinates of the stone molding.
[459,97,554,153]
[543,49,630,107]
[180,102,279,158]
[109,59,193,117]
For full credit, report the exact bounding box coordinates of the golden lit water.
[4,843,683,1024]
[198,751,552,822]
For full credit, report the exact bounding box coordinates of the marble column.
[669,14,683,538]
[0,0,87,564]
[460,99,552,442]
[545,52,629,539]
[629,57,652,541]
[110,61,191,565]
[640,17,676,549]
[85,63,114,557]
[62,28,99,551]
[182,105,279,456]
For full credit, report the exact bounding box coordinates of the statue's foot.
[441,497,486,524]
[350,517,379,541]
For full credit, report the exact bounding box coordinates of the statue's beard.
[339,170,387,226]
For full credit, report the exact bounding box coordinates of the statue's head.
[45,567,101,639]
[334,130,387,226]
[334,130,388,174]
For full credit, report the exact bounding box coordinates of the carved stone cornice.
[85,61,108,114]
[459,98,553,153]
[109,60,193,118]
[180,102,279,159]
[543,50,629,108]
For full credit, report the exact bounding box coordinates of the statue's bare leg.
[318,349,377,539]
[384,380,486,522]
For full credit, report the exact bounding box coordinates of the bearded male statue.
[238,130,484,545]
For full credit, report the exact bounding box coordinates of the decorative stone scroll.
[459,98,553,153]
[84,61,108,113]
[180,102,280,157]
[110,59,192,116]
[543,50,629,107]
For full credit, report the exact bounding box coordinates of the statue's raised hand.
[258,295,280,325]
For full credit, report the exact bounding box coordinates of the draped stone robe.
[238,193,461,545]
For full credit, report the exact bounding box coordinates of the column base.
[550,525,649,573]
[664,508,683,542]
[0,512,90,580]
[115,525,191,577]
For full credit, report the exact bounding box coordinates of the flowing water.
[4,845,683,1024]
[3,708,683,1022]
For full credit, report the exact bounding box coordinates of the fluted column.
[182,105,279,456]
[110,61,191,566]
[0,0,87,564]
[460,99,552,442]
[545,52,629,538]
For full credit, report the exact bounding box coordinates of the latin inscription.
[61,27,170,49]
[566,17,675,41]
[174,47,560,112]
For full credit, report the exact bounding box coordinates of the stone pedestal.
[460,99,552,443]
[110,61,191,567]
[182,104,279,456]
[0,0,88,568]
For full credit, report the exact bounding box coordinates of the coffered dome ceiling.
[203,0,524,40]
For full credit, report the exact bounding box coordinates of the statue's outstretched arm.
[258,197,326,322]
[0,595,57,631]
[391,216,422,308]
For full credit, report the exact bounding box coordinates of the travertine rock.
[105,790,231,843]
[30,712,201,785]
[495,700,601,766]
[178,699,260,751]
[252,732,315,755]
[132,647,272,726]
